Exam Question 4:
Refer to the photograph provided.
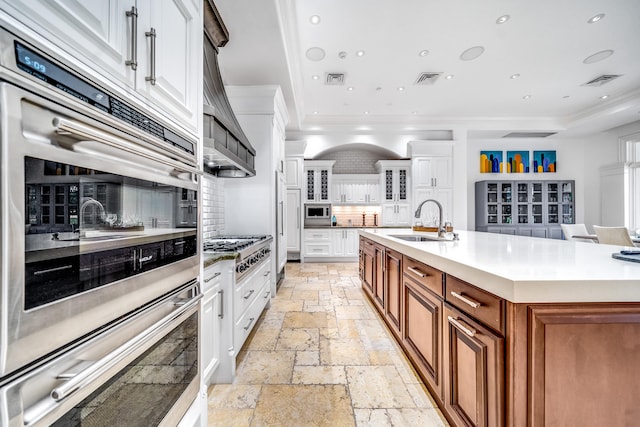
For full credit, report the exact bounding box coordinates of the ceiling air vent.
[581,74,622,87]
[415,72,442,85]
[325,73,345,85]
[502,132,557,138]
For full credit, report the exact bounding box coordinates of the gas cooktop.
[203,235,271,253]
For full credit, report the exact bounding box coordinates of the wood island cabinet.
[360,234,640,427]
[383,249,402,337]
[402,261,443,400]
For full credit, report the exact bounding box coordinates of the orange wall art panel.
[506,151,529,173]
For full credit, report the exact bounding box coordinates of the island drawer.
[445,275,505,335]
[403,256,443,298]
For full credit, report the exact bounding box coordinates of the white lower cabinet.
[233,258,271,352]
[202,260,233,385]
[331,229,359,257]
[304,228,358,258]
[303,229,332,257]
[381,203,412,226]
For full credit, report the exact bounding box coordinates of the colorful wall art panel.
[506,151,529,173]
[480,151,503,173]
[533,150,556,173]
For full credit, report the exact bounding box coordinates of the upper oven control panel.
[10,38,195,157]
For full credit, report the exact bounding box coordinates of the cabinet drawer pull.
[407,266,427,278]
[264,291,271,299]
[447,316,477,337]
[244,317,255,331]
[264,271,271,276]
[204,271,221,283]
[243,289,255,299]
[450,291,481,309]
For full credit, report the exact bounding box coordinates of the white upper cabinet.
[332,174,379,205]
[303,160,335,203]
[413,156,453,188]
[285,157,303,188]
[1,0,202,133]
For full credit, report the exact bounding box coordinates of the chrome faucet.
[414,199,446,238]
[79,197,106,235]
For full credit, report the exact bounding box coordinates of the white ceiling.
[213,0,640,138]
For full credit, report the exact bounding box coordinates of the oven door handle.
[52,117,200,177]
[47,292,202,404]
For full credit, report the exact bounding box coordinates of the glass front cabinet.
[475,180,575,239]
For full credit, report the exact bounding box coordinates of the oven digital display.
[14,41,110,111]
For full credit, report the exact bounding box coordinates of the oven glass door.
[25,156,197,309]
[0,282,200,427]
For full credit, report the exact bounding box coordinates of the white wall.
[465,133,619,231]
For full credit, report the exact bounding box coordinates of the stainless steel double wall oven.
[0,22,201,426]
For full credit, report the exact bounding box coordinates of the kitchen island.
[359,228,640,427]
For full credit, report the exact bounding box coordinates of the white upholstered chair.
[593,225,636,247]
[560,224,594,243]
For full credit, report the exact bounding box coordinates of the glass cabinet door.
[531,183,543,224]
[487,183,498,224]
[561,181,574,224]
[517,183,529,224]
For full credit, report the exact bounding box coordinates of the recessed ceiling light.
[309,15,321,24]
[510,73,520,79]
[445,74,454,80]
[313,111,318,115]
[460,46,485,61]
[397,86,405,91]
[312,75,319,80]
[347,86,354,91]
[600,95,609,100]
[338,51,347,59]
[411,111,418,115]
[418,50,429,57]
[306,47,325,61]
[356,50,365,57]
[523,95,531,99]
[496,14,510,24]
[588,13,605,24]
[583,50,614,64]
[364,111,369,115]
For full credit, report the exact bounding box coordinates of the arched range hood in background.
[202,0,256,177]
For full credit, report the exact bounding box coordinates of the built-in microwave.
[304,203,331,226]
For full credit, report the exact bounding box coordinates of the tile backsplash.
[202,175,225,239]
[331,205,381,227]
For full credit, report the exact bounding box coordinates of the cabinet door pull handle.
[447,316,477,337]
[243,289,255,299]
[450,291,481,308]
[244,317,255,331]
[407,266,427,278]
[145,27,157,85]
[297,207,300,230]
[218,289,224,319]
[264,291,271,299]
[125,6,138,70]
[204,271,221,283]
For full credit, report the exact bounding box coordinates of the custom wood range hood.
[202,0,256,177]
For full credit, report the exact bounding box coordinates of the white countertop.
[360,228,640,303]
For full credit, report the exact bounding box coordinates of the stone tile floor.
[207,262,449,427]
